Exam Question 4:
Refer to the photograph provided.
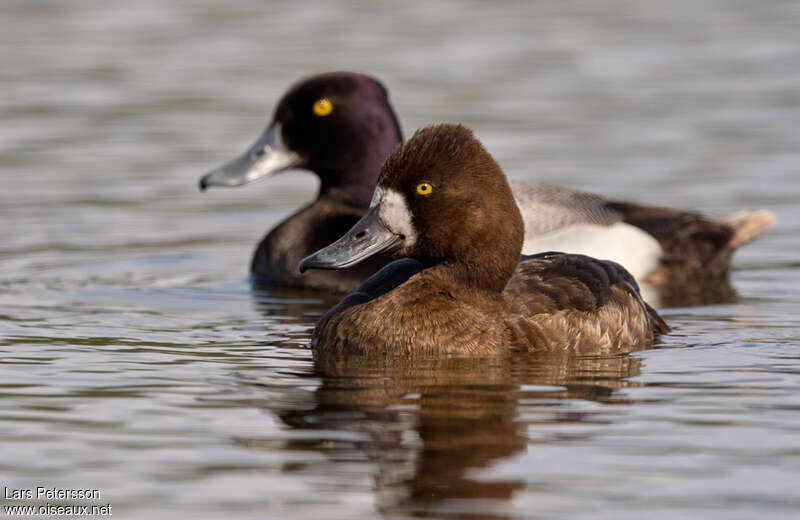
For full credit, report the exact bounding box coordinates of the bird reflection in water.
[275,350,648,519]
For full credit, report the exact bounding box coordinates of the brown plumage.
[505,254,668,354]
[305,124,668,357]
[201,72,773,302]
[605,201,775,304]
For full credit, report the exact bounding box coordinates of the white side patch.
[378,188,417,247]
[521,222,663,282]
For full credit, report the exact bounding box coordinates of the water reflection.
[276,352,646,519]
[642,276,737,308]
[3,0,796,516]
[250,286,341,317]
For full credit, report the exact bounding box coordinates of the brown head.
[300,124,524,292]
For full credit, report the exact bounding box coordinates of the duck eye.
[416,182,433,196]
[312,98,333,117]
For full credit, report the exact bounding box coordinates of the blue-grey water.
[1,1,799,519]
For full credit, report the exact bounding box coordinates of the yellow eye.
[312,98,333,117]
[416,182,433,196]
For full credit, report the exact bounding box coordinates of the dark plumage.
[199,72,773,302]
[304,124,668,357]
[200,72,401,291]
[248,192,387,293]
[604,201,773,304]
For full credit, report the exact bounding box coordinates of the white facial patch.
[377,188,417,247]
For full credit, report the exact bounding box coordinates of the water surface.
[1,1,799,518]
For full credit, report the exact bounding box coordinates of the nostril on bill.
[355,231,367,239]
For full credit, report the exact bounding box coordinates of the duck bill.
[199,123,301,190]
[299,207,402,272]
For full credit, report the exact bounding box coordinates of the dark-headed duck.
[200,72,401,292]
[200,72,774,302]
[299,124,669,356]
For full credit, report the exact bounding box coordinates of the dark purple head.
[199,72,403,209]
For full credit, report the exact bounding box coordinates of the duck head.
[199,72,403,209]
[300,124,524,292]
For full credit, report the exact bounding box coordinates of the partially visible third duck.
[200,72,774,304]
[300,124,669,356]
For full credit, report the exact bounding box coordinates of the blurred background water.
[1,0,799,518]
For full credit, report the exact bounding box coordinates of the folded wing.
[503,252,668,354]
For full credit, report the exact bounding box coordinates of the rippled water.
[1,1,799,518]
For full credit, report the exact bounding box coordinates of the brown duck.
[200,72,773,305]
[300,124,669,356]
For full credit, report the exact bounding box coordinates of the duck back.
[504,253,668,355]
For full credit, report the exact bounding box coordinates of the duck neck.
[428,255,519,294]
[318,166,381,210]
[431,201,523,293]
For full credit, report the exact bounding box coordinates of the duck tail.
[646,301,670,335]
[716,209,776,248]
